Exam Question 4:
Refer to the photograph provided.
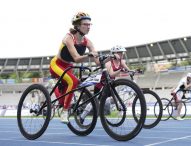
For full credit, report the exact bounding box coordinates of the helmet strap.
[74,26,85,36]
[77,29,85,36]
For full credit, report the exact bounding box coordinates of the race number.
[80,73,102,86]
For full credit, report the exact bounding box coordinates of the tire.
[17,84,51,140]
[160,98,173,121]
[133,90,163,129]
[171,101,187,120]
[67,88,98,136]
[99,79,146,141]
[144,90,163,129]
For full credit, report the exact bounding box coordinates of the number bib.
[80,73,102,87]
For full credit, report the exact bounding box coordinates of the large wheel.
[160,98,173,121]
[17,84,51,140]
[133,90,163,129]
[143,90,163,128]
[99,79,146,141]
[67,88,98,136]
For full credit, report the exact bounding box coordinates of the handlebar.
[121,68,143,75]
[87,53,116,61]
[79,53,116,81]
[87,53,144,76]
[121,68,144,81]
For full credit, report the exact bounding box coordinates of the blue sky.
[0,0,190,58]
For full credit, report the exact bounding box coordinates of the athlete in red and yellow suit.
[49,57,79,109]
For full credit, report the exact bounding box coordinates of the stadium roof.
[0,36,191,75]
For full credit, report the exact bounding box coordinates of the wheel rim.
[17,85,51,139]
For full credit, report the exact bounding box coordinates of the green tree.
[0,74,9,79]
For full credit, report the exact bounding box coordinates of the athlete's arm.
[121,59,130,71]
[105,61,121,77]
[86,38,100,65]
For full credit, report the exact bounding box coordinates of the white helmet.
[187,73,191,78]
[110,45,126,53]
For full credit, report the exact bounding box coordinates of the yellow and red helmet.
[72,12,91,25]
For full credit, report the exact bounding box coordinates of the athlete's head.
[110,45,126,59]
[70,12,92,36]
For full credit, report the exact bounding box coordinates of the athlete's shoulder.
[63,33,75,44]
[65,33,75,40]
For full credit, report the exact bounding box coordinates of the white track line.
[145,135,191,146]
[138,136,170,140]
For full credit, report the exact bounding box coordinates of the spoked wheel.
[17,84,51,140]
[139,90,163,129]
[171,101,186,120]
[67,88,98,136]
[99,79,146,141]
[160,98,173,121]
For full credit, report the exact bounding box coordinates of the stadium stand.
[135,71,187,89]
